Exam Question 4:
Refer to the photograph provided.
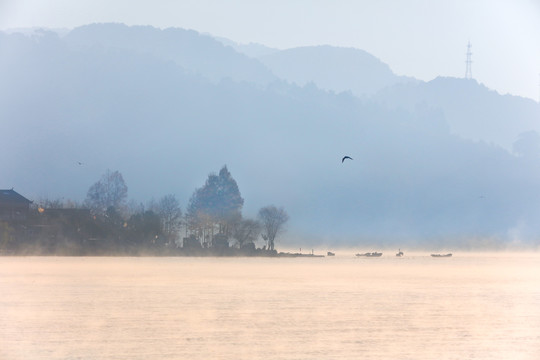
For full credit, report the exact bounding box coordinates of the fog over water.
[1,255,539,360]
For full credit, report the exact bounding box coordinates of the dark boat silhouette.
[431,253,452,257]
[356,252,382,257]
[327,251,335,256]
[396,249,404,257]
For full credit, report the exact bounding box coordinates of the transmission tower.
[465,41,473,80]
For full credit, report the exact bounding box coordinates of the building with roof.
[0,189,32,222]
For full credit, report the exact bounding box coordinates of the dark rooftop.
[0,189,32,204]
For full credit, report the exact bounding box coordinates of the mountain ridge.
[2,24,540,246]
[258,45,418,97]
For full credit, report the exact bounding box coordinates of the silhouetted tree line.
[1,166,288,256]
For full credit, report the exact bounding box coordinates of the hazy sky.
[1,0,539,101]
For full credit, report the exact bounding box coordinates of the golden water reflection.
[1,254,539,359]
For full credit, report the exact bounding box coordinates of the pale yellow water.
[1,254,539,360]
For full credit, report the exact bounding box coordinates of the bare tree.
[258,205,288,251]
[85,169,128,214]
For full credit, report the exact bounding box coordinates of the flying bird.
[342,156,353,163]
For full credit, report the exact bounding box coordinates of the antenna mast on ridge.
[465,41,473,80]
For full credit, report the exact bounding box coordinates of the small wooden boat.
[356,252,382,257]
[431,253,452,257]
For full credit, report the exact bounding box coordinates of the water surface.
[1,254,539,359]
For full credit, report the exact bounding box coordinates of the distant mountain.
[373,77,540,151]
[2,26,540,247]
[258,45,540,151]
[213,36,279,58]
[64,23,277,85]
[258,45,418,97]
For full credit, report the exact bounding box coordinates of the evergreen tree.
[186,166,244,244]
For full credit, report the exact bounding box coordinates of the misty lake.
[1,254,539,360]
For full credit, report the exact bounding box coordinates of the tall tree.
[258,205,289,251]
[85,169,128,214]
[186,166,244,243]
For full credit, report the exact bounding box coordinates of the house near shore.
[0,189,32,222]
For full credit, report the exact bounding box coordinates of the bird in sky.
[342,156,353,163]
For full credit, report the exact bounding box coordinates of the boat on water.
[431,253,452,257]
[278,252,325,258]
[327,251,335,256]
[356,252,382,257]
[396,249,404,257]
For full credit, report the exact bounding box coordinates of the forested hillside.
[2,24,540,246]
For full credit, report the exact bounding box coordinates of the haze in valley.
[1,0,540,248]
